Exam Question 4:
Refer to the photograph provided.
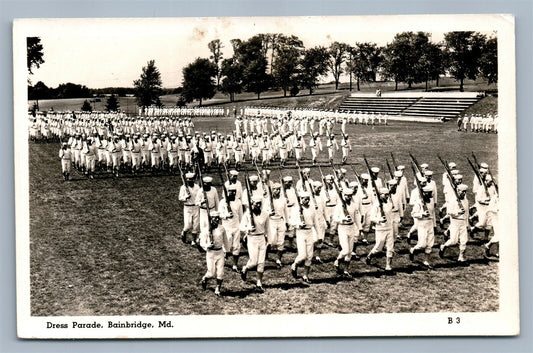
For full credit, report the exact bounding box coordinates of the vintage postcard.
[14,14,518,338]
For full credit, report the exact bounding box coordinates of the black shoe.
[335,264,343,275]
[365,256,372,265]
[181,233,187,243]
[291,267,298,279]
[256,285,265,293]
[201,278,207,291]
[302,276,311,284]
[484,246,491,258]
[438,246,445,259]
[409,249,415,262]
[343,271,353,279]
[240,268,247,281]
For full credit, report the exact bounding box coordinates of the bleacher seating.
[337,96,480,120]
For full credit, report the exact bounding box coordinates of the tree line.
[165,31,497,106]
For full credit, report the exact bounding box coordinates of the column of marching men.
[458,113,499,133]
[141,106,228,118]
[179,155,499,296]
[31,109,373,180]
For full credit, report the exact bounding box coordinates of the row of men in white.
[29,112,196,141]
[460,114,499,133]
[241,107,390,126]
[178,163,498,295]
[140,106,228,117]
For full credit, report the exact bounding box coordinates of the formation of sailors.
[458,114,498,133]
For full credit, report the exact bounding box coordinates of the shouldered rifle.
[349,164,368,198]
[467,157,490,199]
[298,165,318,209]
[390,152,398,170]
[293,184,306,225]
[364,155,386,220]
[437,155,464,213]
[329,160,342,190]
[222,162,231,181]
[386,159,394,180]
[317,165,331,204]
[177,162,191,199]
[410,162,429,214]
[196,162,213,243]
[217,166,232,218]
[331,168,351,219]
[244,170,256,230]
[472,151,499,194]
[253,160,267,197]
[278,167,290,204]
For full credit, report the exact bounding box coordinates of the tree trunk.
[395,79,398,91]
[199,98,202,106]
[257,92,260,100]
[408,81,412,88]
[425,78,428,92]
[357,77,360,91]
[436,75,440,87]
[335,78,339,90]
[309,87,313,95]
[283,87,287,97]
[349,73,352,91]
[460,78,464,92]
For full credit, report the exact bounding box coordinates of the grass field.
[29,116,499,316]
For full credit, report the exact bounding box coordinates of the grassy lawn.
[29,116,499,316]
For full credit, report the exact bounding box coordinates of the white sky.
[24,16,495,88]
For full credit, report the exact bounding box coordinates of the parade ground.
[28,115,499,316]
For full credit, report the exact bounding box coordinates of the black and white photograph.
[14,14,518,338]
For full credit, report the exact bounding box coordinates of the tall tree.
[272,35,304,96]
[133,60,163,108]
[105,95,120,112]
[181,57,217,106]
[27,37,44,75]
[444,31,486,91]
[328,42,349,90]
[220,57,243,102]
[299,46,330,95]
[81,100,92,112]
[417,41,445,91]
[235,35,271,99]
[479,36,498,85]
[207,39,224,89]
[346,42,383,91]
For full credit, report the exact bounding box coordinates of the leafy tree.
[55,82,92,99]
[105,95,120,112]
[27,37,44,77]
[133,60,163,108]
[346,42,383,91]
[181,57,217,106]
[235,35,271,99]
[208,39,224,88]
[176,95,187,107]
[28,81,52,100]
[444,31,486,91]
[479,36,497,85]
[417,41,445,91]
[299,46,330,94]
[220,57,243,102]
[271,35,304,96]
[81,100,93,112]
[328,42,350,90]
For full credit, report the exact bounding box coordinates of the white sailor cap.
[360,173,370,180]
[371,167,380,173]
[249,175,259,182]
[283,176,293,182]
[451,169,460,175]
[343,188,354,196]
[302,168,311,173]
[185,172,195,178]
[226,184,237,191]
[424,170,434,176]
[340,168,347,174]
[325,174,334,180]
[203,176,213,183]
[479,167,488,173]
[272,182,282,189]
[62,142,67,146]
[453,174,463,180]
[422,185,433,192]
[457,184,468,191]
[209,210,220,217]
[420,163,429,169]
[349,181,359,188]
[251,195,263,203]
[448,162,457,168]
[394,170,403,177]
[480,162,489,169]
[387,179,398,185]
[299,191,311,198]
[229,170,239,176]
[312,181,322,187]
[379,187,390,194]
[397,165,406,171]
